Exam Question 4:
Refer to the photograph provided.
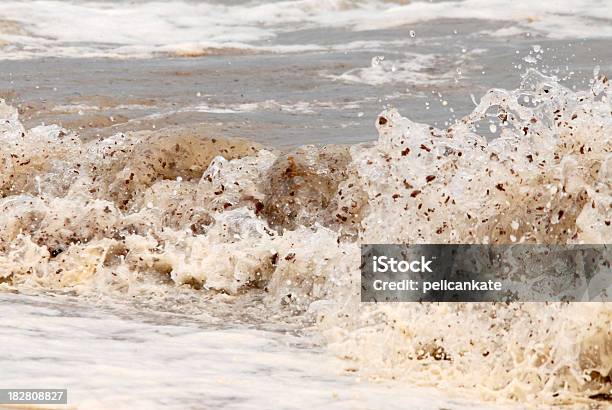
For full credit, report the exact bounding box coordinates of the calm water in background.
[0,1,610,408]
[0,1,609,147]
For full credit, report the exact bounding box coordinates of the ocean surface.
[1,0,610,146]
[0,1,611,409]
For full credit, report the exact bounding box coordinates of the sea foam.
[0,69,610,404]
[1,0,611,59]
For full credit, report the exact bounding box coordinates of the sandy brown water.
[1,1,610,409]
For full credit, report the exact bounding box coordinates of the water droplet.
[34,176,42,196]
[593,65,601,77]
[409,30,416,38]
[524,55,537,64]
[441,100,448,106]
[532,44,541,53]
[489,124,497,133]
[371,55,385,67]
[357,112,364,117]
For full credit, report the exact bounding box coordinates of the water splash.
[0,70,610,404]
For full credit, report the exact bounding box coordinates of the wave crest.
[1,70,610,403]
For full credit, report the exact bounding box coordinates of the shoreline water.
[1,1,611,408]
[1,67,610,407]
[0,35,608,148]
[2,291,504,410]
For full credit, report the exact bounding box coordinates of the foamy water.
[1,66,610,407]
[4,292,493,410]
[2,0,610,147]
[0,1,611,408]
[1,0,612,59]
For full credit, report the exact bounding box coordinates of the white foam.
[1,293,490,410]
[188,99,369,115]
[329,52,467,86]
[0,0,610,59]
[1,69,610,404]
[52,104,100,113]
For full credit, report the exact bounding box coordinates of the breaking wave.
[1,0,611,59]
[1,69,610,404]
